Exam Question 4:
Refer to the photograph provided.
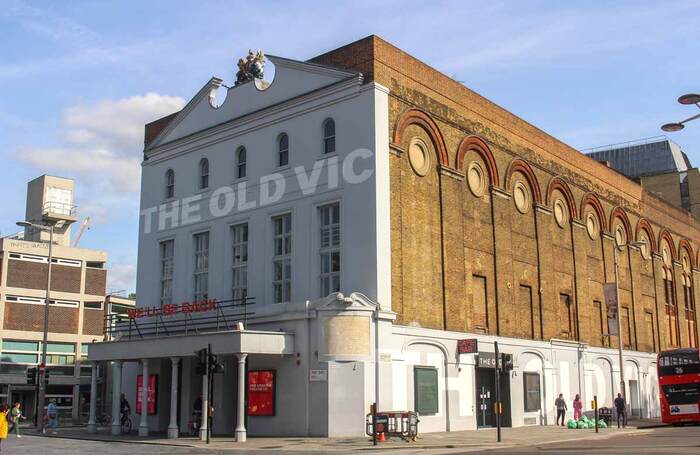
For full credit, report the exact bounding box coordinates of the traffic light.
[44,369,51,385]
[209,353,224,374]
[26,367,37,385]
[502,354,514,371]
[195,348,207,375]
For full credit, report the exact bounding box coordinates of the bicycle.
[188,411,202,437]
[120,411,132,434]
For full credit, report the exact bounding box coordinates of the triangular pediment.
[147,55,360,149]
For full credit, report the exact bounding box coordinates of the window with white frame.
[319,203,340,296]
[231,223,248,301]
[199,158,209,189]
[323,118,335,154]
[272,214,292,303]
[278,133,289,167]
[237,147,247,179]
[160,239,174,306]
[193,232,209,301]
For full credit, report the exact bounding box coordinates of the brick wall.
[6,260,81,293]
[82,309,104,335]
[85,268,106,296]
[3,302,78,333]
[314,36,699,352]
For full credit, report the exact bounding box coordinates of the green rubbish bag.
[567,419,577,429]
[598,419,607,428]
[577,420,586,429]
[587,421,596,429]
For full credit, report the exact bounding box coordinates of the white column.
[200,365,209,441]
[110,360,122,435]
[235,353,247,442]
[87,362,98,433]
[138,359,150,437]
[167,357,180,438]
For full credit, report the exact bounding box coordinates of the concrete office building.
[88,37,698,440]
[0,175,128,423]
[587,137,700,219]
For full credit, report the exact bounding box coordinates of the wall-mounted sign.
[136,374,158,415]
[248,370,275,416]
[603,283,619,336]
[477,352,512,369]
[127,299,217,319]
[457,339,478,354]
[309,369,328,382]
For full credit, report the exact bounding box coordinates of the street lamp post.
[613,239,646,400]
[17,220,59,434]
[661,93,700,132]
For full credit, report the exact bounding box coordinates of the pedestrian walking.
[573,394,583,420]
[47,399,58,429]
[555,393,568,426]
[8,403,22,437]
[614,393,626,428]
[0,403,9,452]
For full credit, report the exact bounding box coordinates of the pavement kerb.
[25,427,656,452]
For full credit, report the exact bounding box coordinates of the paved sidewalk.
[37,421,657,452]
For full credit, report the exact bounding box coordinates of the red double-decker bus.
[658,348,700,424]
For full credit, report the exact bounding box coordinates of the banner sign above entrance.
[477,352,513,369]
[457,339,478,354]
[127,299,218,319]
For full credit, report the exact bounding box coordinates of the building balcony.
[42,201,77,224]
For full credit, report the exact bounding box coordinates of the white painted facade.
[88,55,660,440]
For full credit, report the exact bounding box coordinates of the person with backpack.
[8,403,23,437]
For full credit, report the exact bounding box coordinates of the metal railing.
[103,297,255,341]
[43,201,77,218]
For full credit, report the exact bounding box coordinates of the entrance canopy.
[87,328,294,362]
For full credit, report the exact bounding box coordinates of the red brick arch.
[504,159,542,204]
[456,135,499,187]
[546,176,577,219]
[634,218,657,254]
[658,229,676,262]
[609,206,632,242]
[579,192,607,232]
[393,108,449,166]
[678,239,694,269]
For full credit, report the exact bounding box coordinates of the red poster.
[136,374,158,415]
[248,370,275,416]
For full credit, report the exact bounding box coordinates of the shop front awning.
[87,328,294,362]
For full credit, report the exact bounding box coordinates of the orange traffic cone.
[377,431,386,442]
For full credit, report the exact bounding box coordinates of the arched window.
[165,169,175,199]
[323,118,335,154]
[236,147,247,179]
[682,273,697,348]
[278,133,289,167]
[199,158,209,189]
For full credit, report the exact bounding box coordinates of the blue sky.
[1,0,699,292]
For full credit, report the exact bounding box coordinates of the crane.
[72,216,91,247]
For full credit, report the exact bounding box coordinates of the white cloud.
[16,93,185,203]
[107,262,137,294]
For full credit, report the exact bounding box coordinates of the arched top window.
[236,147,247,179]
[278,133,289,167]
[323,118,335,154]
[199,158,209,189]
[165,169,175,199]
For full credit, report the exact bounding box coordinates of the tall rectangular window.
[159,240,174,306]
[413,367,438,416]
[664,276,679,346]
[231,223,248,301]
[193,232,209,301]
[621,306,632,349]
[472,275,488,332]
[560,294,574,339]
[272,214,292,303]
[523,372,541,412]
[519,285,534,339]
[319,203,340,296]
[683,283,697,348]
[593,300,608,347]
[645,311,657,352]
